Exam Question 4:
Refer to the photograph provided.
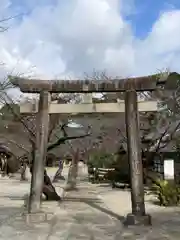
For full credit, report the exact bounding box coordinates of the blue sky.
[0,0,180,82]
[129,0,180,38]
[10,0,180,38]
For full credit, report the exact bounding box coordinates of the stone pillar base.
[124,213,152,226]
[23,212,54,224]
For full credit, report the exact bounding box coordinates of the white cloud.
[0,0,179,84]
[132,9,180,75]
[148,10,180,54]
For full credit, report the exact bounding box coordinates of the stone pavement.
[97,184,180,240]
[0,180,122,239]
[1,180,180,239]
[0,168,180,239]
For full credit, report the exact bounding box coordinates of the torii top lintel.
[8,72,179,93]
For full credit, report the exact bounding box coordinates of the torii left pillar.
[28,91,50,213]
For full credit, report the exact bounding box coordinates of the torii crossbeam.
[9,72,175,93]
[20,101,158,114]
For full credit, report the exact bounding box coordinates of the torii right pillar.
[124,87,151,226]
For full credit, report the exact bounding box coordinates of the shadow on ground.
[1,194,125,222]
[64,196,125,221]
[63,194,180,239]
[1,195,25,200]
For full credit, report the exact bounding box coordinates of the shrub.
[150,179,180,206]
[87,153,116,169]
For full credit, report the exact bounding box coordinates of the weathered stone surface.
[124,213,152,226]
[24,212,54,224]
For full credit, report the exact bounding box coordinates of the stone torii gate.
[9,72,175,225]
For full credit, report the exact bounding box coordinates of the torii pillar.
[28,91,50,213]
[124,87,151,225]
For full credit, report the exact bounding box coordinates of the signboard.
[164,159,174,180]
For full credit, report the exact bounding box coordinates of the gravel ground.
[0,165,180,239]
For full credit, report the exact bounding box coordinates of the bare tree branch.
[0,13,25,32]
[47,132,91,152]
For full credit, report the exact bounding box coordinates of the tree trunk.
[53,160,65,182]
[65,150,79,191]
[0,154,7,176]
[29,166,61,201]
[29,144,60,203]
[42,169,61,200]
[20,163,28,181]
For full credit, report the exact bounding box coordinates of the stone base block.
[124,213,152,226]
[24,212,54,224]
